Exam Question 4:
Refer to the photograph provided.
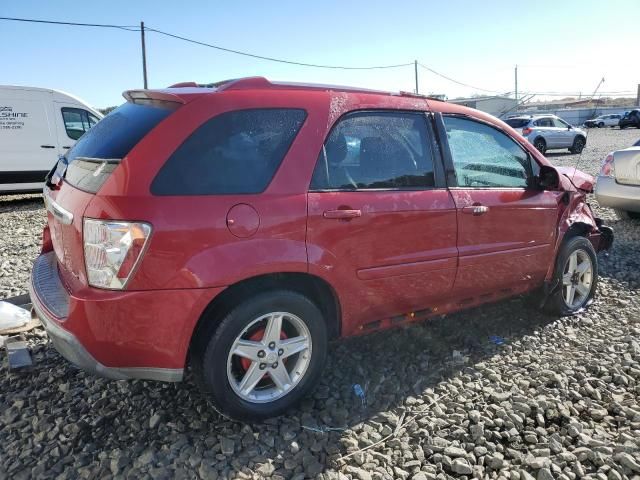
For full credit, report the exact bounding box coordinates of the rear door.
[306,111,457,331]
[436,114,560,297]
[533,117,558,147]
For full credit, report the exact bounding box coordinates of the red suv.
[31,77,613,420]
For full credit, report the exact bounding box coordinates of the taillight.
[522,127,533,136]
[83,219,152,289]
[599,153,615,177]
[41,225,53,254]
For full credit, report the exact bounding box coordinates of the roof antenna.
[569,76,605,186]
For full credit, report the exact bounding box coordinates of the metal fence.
[503,105,639,126]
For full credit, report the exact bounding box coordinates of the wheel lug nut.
[278,348,284,356]
[257,350,265,358]
[259,363,266,370]
[268,342,276,349]
[272,362,278,369]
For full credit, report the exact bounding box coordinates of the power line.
[146,27,413,70]
[417,62,507,94]
[0,16,139,31]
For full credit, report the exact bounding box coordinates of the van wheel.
[569,136,586,154]
[533,137,547,154]
[192,290,327,421]
[544,236,597,316]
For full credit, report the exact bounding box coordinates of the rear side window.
[504,118,529,128]
[152,109,306,195]
[310,111,435,190]
[63,102,173,192]
[534,118,554,127]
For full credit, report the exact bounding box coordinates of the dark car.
[619,109,640,129]
[31,77,613,420]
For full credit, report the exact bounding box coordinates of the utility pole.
[141,21,148,89]
[414,60,419,94]
[514,65,518,104]
[637,83,640,106]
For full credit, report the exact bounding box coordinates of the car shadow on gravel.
[2,293,565,478]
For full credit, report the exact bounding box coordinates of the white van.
[0,86,103,193]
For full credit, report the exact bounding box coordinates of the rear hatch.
[614,147,640,186]
[44,100,177,288]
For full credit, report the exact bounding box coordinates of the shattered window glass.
[444,116,532,188]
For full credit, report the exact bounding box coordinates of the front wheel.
[544,236,598,316]
[570,136,586,154]
[598,122,604,128]
[191,290,328,421]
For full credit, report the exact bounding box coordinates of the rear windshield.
[505,118,530,128]
[63,103,173,192]
[151,108,307,195]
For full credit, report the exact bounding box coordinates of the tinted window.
[63,102,173,193]
[152,109,306,195]
[534,118,554,127]
[633,139,640,147]
[443,116,532,188]
[505,118,530,128]
[310,112,434,190]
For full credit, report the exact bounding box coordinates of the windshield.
[505,118,530,128]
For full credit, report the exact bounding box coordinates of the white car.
[0,85,102,194]
[584,114,622,128]
[595,138,640,220]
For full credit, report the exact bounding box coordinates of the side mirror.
[567,125,572,130]
[537,165,560,190]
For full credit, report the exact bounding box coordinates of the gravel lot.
[1,128,639,480]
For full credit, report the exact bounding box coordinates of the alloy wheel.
[227,312,312,403]
[562,249,593,309]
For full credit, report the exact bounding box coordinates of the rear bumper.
[30,252,223,382]
[595,176,640,212]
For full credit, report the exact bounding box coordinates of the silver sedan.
[595,138,640,219]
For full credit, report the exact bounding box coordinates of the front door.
[437,114,561,297]
[306,111,458,334]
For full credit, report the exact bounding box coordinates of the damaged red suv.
[31,77,613,420]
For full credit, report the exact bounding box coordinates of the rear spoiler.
[122,90,186,106]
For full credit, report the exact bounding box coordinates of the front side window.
[553,117,569,128]
[152,109,306,195]
[443,116,533,188]
[310,111,435,190]
[62,108,93,140]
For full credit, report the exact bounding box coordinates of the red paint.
[34,78,609,373]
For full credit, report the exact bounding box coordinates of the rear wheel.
[533,137,547,154]
[570,136,586,154]
[191,290,327,421]
[614,209,640,220]
[544,236,597,316]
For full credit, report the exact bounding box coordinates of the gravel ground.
[1,128,639,480]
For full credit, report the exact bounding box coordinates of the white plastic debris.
[0,301,31,331]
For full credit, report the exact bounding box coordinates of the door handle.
[62,146,72,149]
[323,209,362,219]
[461,204,489,216]
[40,145,56,149]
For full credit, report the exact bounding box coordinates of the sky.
[1,0,639,109]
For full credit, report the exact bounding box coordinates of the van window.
[62,102,174,193]
[61,108,100,140]
[151,109,307,195]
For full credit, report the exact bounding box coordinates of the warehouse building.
[448,95,517,117]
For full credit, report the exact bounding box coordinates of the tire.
[614,209,640,220]
[569,136,586,154]
[544,236,598,316]
[533,137,547,155]
[598,122,604,128]
[191,290,327,421]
